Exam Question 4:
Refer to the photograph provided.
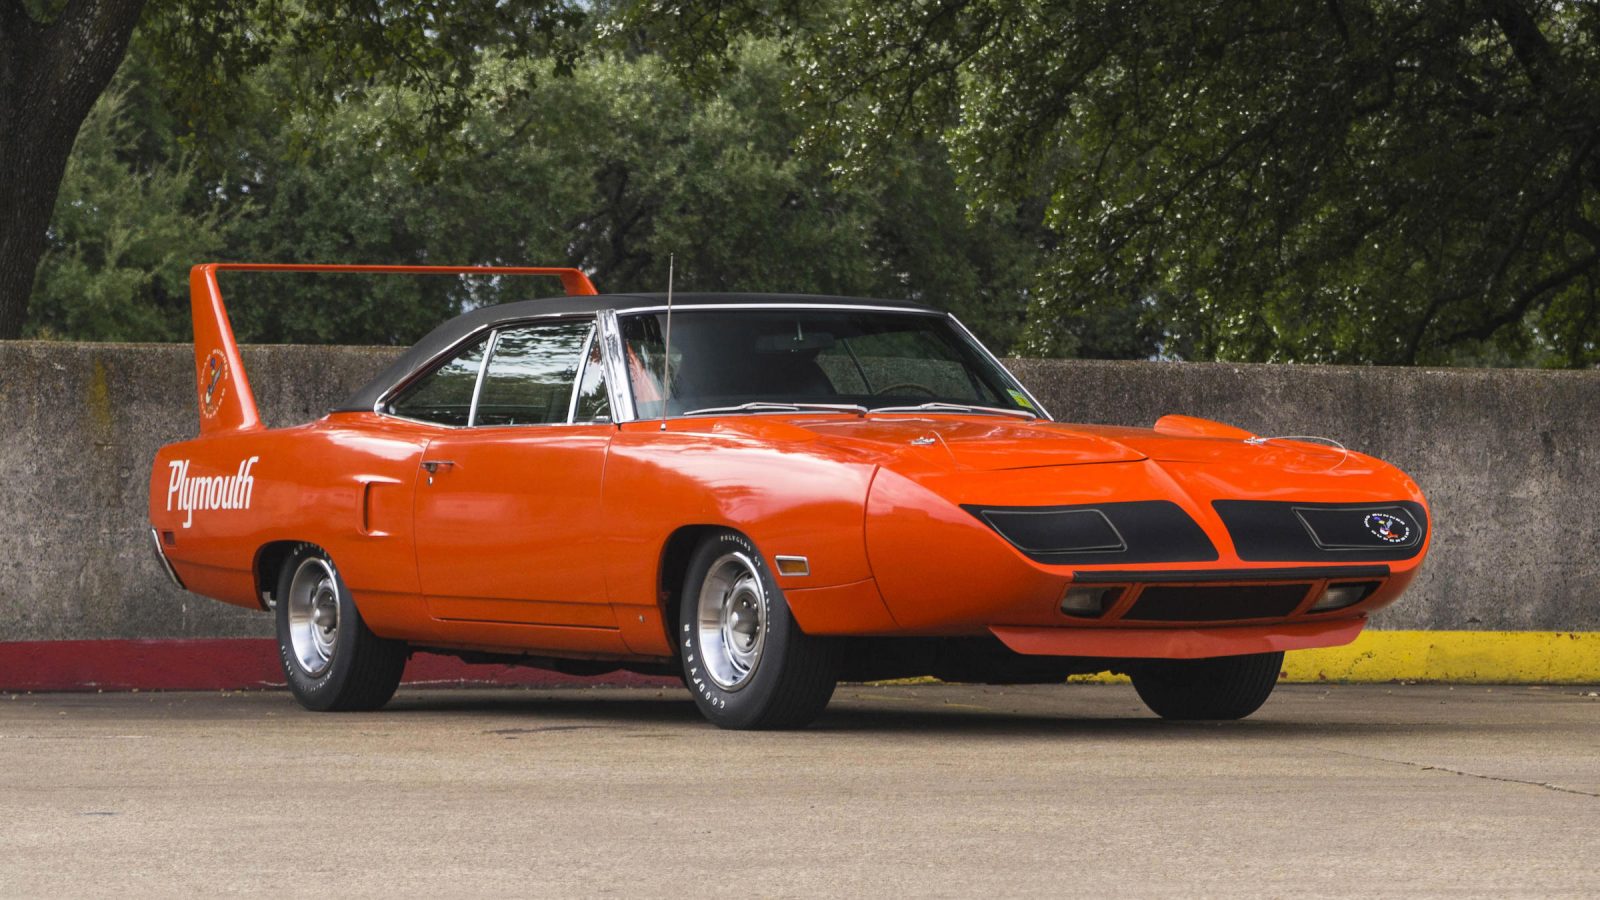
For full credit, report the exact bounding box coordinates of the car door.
[401,316,618,630]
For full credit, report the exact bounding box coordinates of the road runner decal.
[200,348,229,419]
[167,456,259,528]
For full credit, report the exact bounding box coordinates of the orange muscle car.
[148,264,1430,728]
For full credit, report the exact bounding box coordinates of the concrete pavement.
[1,683,1596,897]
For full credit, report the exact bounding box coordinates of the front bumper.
[991,617,1365,660]
[864,465,1428,634]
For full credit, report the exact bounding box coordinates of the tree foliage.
[29,35,1051,351]
[797,0,1600,365]
[0,0,585,339]
[28,86,231,341]
[20,0,1600,367]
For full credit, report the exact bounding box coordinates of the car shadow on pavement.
[387,688,695,719]
[808,705,1446,739]
[380,686,1493,740]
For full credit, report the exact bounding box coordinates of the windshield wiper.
[868,401,1038,421]
[680,401,868,417]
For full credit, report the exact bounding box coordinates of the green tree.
[28,85,231,341]
[794,0,1600,365]
[31,35,1051,352]
[0,0,584,339]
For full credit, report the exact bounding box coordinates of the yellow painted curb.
[1062,631,1600,684]
[869,632,1600,685]
[1283,630,1600,683]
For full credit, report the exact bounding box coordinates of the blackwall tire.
[274,544,408,712]
[679,530,837,730]
[1130,651,1285,721]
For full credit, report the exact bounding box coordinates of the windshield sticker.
[1007,389,1035,410]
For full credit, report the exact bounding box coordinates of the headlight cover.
[964,500,1218,565]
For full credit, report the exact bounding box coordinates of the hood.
[739,416,1146,470]
[1068,424,1377,473]
[708,415,1373,475]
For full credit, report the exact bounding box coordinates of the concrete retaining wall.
[2,341,1597,645]
[1,342,400,643]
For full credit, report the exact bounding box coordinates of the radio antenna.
[660,254,674,432]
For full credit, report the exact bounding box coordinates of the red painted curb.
[0,639,678,692]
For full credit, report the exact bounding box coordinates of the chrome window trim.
[618,302,941,316]
[470,319,611,430]
[945,312,1053,421]
[597,308,637,423]
[608,305,1046,424]
[370,304,1006,428]
[373,311,603,427]
[566,325,597,424]
[372,322,495,421]
[466,328,502,427]
[609,304,942,424]
[378,412,469,430]
[674,408,864,420]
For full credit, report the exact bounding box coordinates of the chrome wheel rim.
[696,552,768,690]
[286,557,340,677]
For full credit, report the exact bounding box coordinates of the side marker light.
[775,556,810,577]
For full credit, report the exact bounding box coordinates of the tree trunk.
[0,0,147,339]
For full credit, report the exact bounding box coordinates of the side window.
[474,320,594,426]
[573,336,611,422]
[620,314,663,417]
[385,334,490,426]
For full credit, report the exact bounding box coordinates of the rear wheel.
[679,530,837,729]
[275,544,408,711]
[1130,651,1284,721]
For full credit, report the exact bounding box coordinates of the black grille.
[980,508,1124,554]
[1124,583,1311,622]
[1213,500,1428,562]
[963,500,1217,565]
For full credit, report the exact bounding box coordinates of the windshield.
[618,308,1042,418]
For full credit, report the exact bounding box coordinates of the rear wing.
[188,263,598,435]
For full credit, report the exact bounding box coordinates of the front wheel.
[1130,651,1284,721]
[275,544,408,711]
[679,530,837,729]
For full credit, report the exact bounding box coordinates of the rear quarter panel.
[148,414,432,639]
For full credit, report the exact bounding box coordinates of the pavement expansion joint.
[1320,746,1600,799]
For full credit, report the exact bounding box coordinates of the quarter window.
[385,334,490,426]
[573,336,611,423]
[475,320,596,426]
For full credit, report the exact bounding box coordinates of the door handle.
[421,459,455,485]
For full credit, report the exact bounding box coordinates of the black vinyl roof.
[334,291,942,413]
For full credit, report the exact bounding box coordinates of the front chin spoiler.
[991,617,1365,660]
